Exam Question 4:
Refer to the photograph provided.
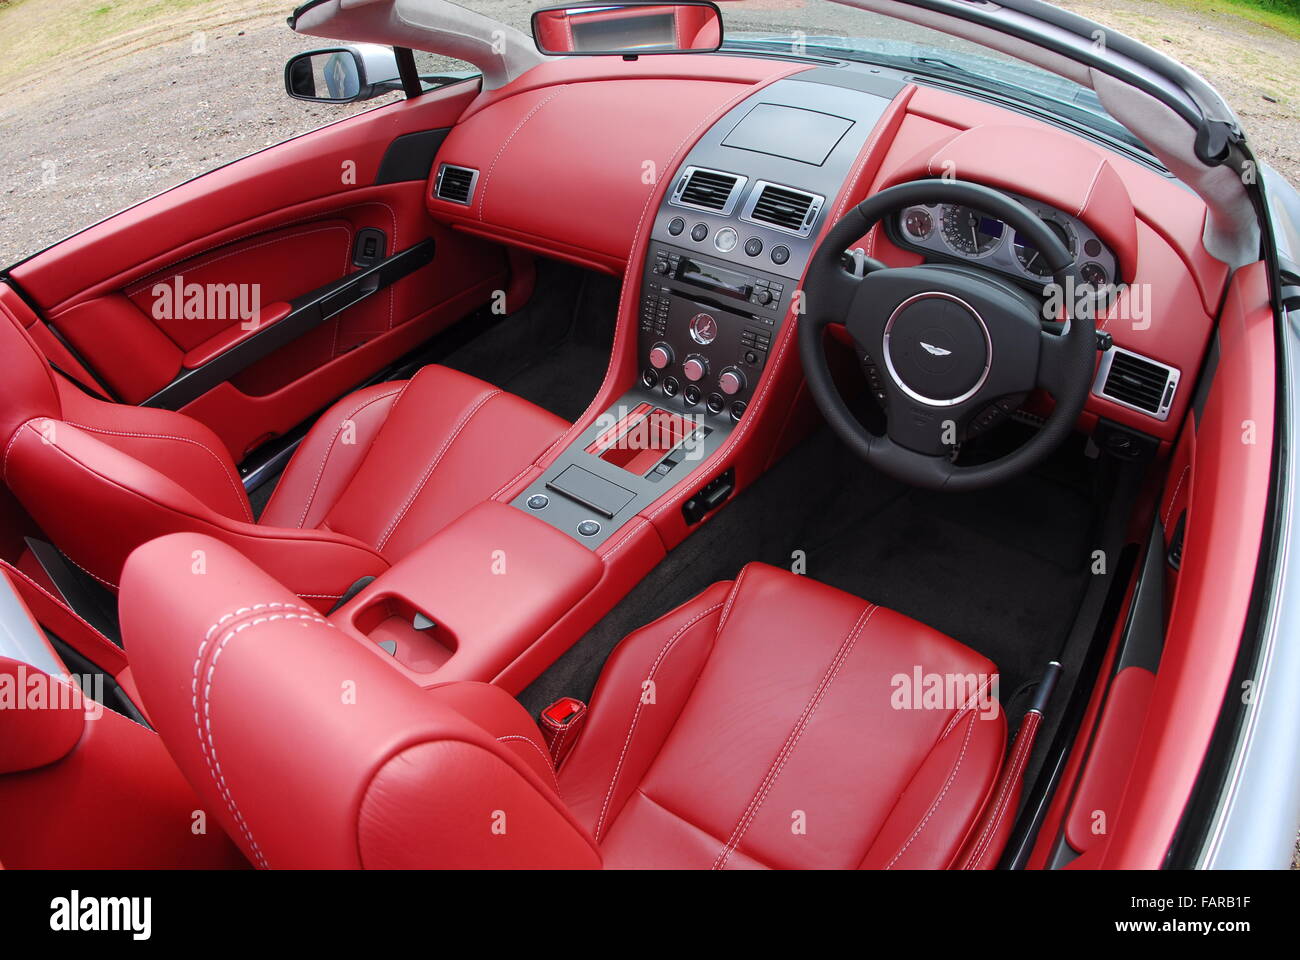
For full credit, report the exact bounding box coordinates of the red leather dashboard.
[426,65,1226,446]
[427,56,806,273]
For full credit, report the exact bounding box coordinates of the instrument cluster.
[892,190,1119,290]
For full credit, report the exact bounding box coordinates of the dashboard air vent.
[740,181,825,238]
[671,167,746,215]
[1094,347,1179,421]
[435,164,477,205]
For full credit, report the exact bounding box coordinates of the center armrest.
[337,501,603,685]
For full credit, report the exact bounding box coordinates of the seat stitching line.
[592,600,726,842]
[496,734,561,794]
[289,386,404,528]
[884,709,977,869]
[713,603,876,869]
[194,603,332,868]
[375,388,503,551]
[967,713,1036,868]
[939,673,998,740]
[62,419,253,523]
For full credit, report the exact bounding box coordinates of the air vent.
[740,181,825,238]
[435,164,477,205]
[670,167,746,215]
[1093,347,1179,421]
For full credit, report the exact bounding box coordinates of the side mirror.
[532,2,723,57]
[284,44,402,103]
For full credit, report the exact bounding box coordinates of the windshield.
[715,1,1148,152]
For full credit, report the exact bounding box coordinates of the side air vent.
[670,167,747,215]
[740,180,825,238]
[1093,347,1180,421]
[435,164,477,205]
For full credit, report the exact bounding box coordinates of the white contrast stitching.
[374,388,503,551]
[496,734,561,794]
[193,602,331,868]
[1163,463,1190,529]
[289,386,403,528]
[477,89,567,220]
[885,710,977,869]
[714,604,876,869]
[592,600,726,842]
[62,420,252,523]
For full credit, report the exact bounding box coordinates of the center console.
[509,71,899,548]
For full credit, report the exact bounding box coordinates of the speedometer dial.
[940,205,1005,258]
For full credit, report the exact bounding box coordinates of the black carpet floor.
[520,425,1099,732]
[438,260,619,423]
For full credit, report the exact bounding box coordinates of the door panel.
[8,80,507,459]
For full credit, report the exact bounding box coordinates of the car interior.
[0,0,1279,870]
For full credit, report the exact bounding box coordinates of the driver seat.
[121,535,1009,869]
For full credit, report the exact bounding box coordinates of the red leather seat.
[121,536,1008,870]
[0,307,566,609]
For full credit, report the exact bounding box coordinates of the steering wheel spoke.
[1035,326,1081,396]
[882,392,973,457]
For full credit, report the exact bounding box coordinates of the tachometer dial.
[902,208,934,241]
[940,204,1005,258]
[1013,219,1074,277]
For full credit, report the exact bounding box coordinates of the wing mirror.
[284,43,402,103]
[531,1,723,56]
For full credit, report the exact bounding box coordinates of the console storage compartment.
[339,501,604,684]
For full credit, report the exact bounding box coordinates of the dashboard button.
[755,288,774,306]
[577,520,601,537]
[690,223,709,242]
[662,376,680,397]
[683,384,702,406]
[640,368,659,388]
[744,237,763,257]
[526,494,549,510]
[706,393,726,414]
[714,227,738,253]
[770,245,790,265]
[730,400,748,421]
[667,217,685,236]
[682,355,708,382]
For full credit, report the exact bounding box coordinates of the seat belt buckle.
[539,697,587,767]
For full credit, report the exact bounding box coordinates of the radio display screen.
[677,258,752,302]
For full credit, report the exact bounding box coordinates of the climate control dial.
[649,342,673,370]
[682,355,709,382]
[718,367,746,396]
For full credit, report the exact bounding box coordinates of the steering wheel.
[800,180,1096,491]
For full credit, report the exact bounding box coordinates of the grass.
[1156,0,1300,38]
[0,0,250,89]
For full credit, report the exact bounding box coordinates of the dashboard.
[890,193,1120,290]
[425,56,1222,451]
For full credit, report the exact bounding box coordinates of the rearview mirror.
[284,44,402,103]
[532,2,723,57]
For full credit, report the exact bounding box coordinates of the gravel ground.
[0,0,1297,267]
